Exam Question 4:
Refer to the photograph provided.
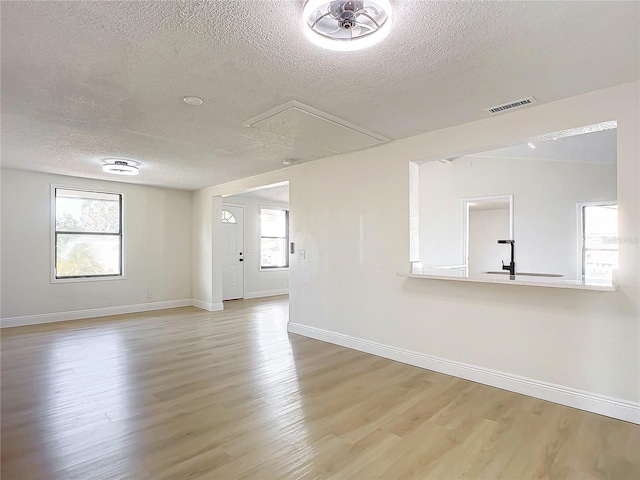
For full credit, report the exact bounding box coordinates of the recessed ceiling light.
[527,142,536,149]
[183,96,203,106]
[103,159,139,176]
[302,0,392,52]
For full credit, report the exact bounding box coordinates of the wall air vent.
[484,96,536,115]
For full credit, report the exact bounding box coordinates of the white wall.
[223,195,289,298]
[469,208,511,275]
[419,157,617,278]
[193,82,639,415]
[1,169,193,322]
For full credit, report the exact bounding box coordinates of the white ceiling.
[227,184,290,204]
[473,128,617,164]
[1,1,638,190]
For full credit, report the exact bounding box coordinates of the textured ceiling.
[227,184,290,204]
[1,1,638,190]
[474,128,617,164]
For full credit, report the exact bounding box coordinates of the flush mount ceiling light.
[102,159,139,176]
[183,96,203,106]
[303,0,392,51]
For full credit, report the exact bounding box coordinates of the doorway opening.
[221,182,290,301]
[462,195,513,275]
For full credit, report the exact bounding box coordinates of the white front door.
[221,205,244,300]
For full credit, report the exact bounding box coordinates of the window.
[53,187,123,280]
[260,207,289,269]
[581,202,618,281]
[221,210,237,223]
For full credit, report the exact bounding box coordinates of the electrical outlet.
[148,290,154,299]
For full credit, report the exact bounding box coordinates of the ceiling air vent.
[484,96,536,115]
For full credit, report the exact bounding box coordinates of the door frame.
[461,194,513,271]
[221,203,246,300]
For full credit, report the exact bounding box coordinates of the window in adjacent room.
[580,202,618,281]
[260,207,289,269]
[53,187,124,280]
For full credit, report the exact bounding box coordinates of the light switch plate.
[298,249,306,260]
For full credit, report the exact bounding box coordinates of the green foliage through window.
[54,188,123,279]
[260,208,289,269]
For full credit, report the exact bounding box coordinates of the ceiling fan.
[303,0,392,51]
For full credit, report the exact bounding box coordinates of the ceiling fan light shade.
[103,159,139,176]
[303,0,392,51]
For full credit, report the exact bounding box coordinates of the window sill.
[260,267,289,272]
[51,275,127,284]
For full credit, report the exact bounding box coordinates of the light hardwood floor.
[1,296,638,480]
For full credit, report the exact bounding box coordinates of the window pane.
[582,204,618,281]
[261,209,286,238]
[56,189,120,233]
[584,235,618,250]
[56,234,121,277]
[221,210,237,223]
[584,205,617,236]
[261,238,288,268]
[584,249,618,279]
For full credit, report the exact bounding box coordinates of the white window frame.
[50,184,127,283]
[259,205,289,271]
[576,200,617,280]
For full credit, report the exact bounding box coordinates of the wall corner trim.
[1,299,222,328]
[287,322,640,425]
[191,300,224,312]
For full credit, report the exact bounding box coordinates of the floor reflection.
[43,327,132,473]
[245,299,315,455]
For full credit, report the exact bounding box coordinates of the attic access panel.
[243,101,389,156]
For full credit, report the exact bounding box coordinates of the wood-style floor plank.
[1,296,638,479]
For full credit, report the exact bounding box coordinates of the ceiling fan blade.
[310,11,333,29]
[350,24,362,37]
[362,5,379,15]
[358,12,381,30]
[356,22,373,34]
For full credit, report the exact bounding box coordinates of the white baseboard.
[1,299,222,328]
[191,300,224,312]
[287,323,640,425]
[245,289,289,299]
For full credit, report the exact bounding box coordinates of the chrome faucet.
[498,240,516,278]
